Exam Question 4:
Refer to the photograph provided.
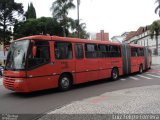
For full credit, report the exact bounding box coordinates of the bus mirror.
[32,46,37,57]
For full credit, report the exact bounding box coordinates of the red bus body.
[3,35,152,92]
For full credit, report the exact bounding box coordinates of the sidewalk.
[152,56,160,65]
[151,64,160,69]
[39,85,160,120]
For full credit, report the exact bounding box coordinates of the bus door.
[130,47,139,73]
[54,41,75,80]
[74,43,89,84]
[27,41,54,91]
[98,44,111,79]
[110,45,123,75]
[83,44,99,82]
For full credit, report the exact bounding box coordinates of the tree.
[14,17,64,39]
[51,0,75,36]
[70,19,89,39]
[0,0,24,44]
[149,20,160,55]
[155,0,160,16]
[77,0,80,38]
[25,2,36,19]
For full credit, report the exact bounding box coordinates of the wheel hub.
[61,77,69,88]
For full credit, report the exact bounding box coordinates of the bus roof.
[15,35,121,46]
[129,43,146,48]
[15,35,148,48]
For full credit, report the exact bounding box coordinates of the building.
[0,35,12,65]
[0,44,8,65]
[123,26,160,55]
[96,30,109,41]
[111,32,129,43]
[89,32,96,40]
[124,31,137,44]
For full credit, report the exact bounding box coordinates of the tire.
[139,65,143,74]
[0,71,2,76]
[58,74,72,91]
[111,68,119,80]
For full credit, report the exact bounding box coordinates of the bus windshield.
[5,40,30,70]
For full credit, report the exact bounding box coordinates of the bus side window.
[110,45,114,57]
[138,48,144,56]
[110,45,121,57]
[131,48,135,56]
[54,41,73,60]
[98,44,108,58]
[85,44,97,58]
[75,44,84,59]
[131,47,138,57]
[106,45,110,57]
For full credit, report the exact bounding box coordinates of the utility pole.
[77,0,80,38]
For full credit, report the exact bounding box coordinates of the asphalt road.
[0,66,160,120]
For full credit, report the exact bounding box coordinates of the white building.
[111,36,124,43]
[89,32,96,40]
[111,32,129,43]
[123,26,160,56]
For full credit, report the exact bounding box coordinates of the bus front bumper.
[3,77,29,92]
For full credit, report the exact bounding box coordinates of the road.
[0,66,160,120]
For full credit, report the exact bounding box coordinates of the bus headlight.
[15,80,24,83]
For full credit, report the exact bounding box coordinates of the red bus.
[3,35,152,92]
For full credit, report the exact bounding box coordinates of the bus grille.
[4,77,15,89]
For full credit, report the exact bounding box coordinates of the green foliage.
[51,0,75,36]
[69,19,89,39]
[25,2,36,19]
[13,0,88,40]
[155,0,160,16]
[14,17,64,39]
[51,0,75,20]
[149,20,160,55]
[0,0,24,44]
[150,20,160,38]
[0,28,11,45]
[51,0,88,38]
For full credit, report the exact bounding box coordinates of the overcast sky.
[15,0,159,39]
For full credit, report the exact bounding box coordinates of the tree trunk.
[3,18,6,56]
[77,0,80,38]
[156,35,158,55]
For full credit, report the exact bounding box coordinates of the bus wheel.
[139,65,143,74]
[111,68,119,80]
[58,74,72,91]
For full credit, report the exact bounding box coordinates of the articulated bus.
[3,35,152,92]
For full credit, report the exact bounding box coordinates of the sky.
[15,0,160,39]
